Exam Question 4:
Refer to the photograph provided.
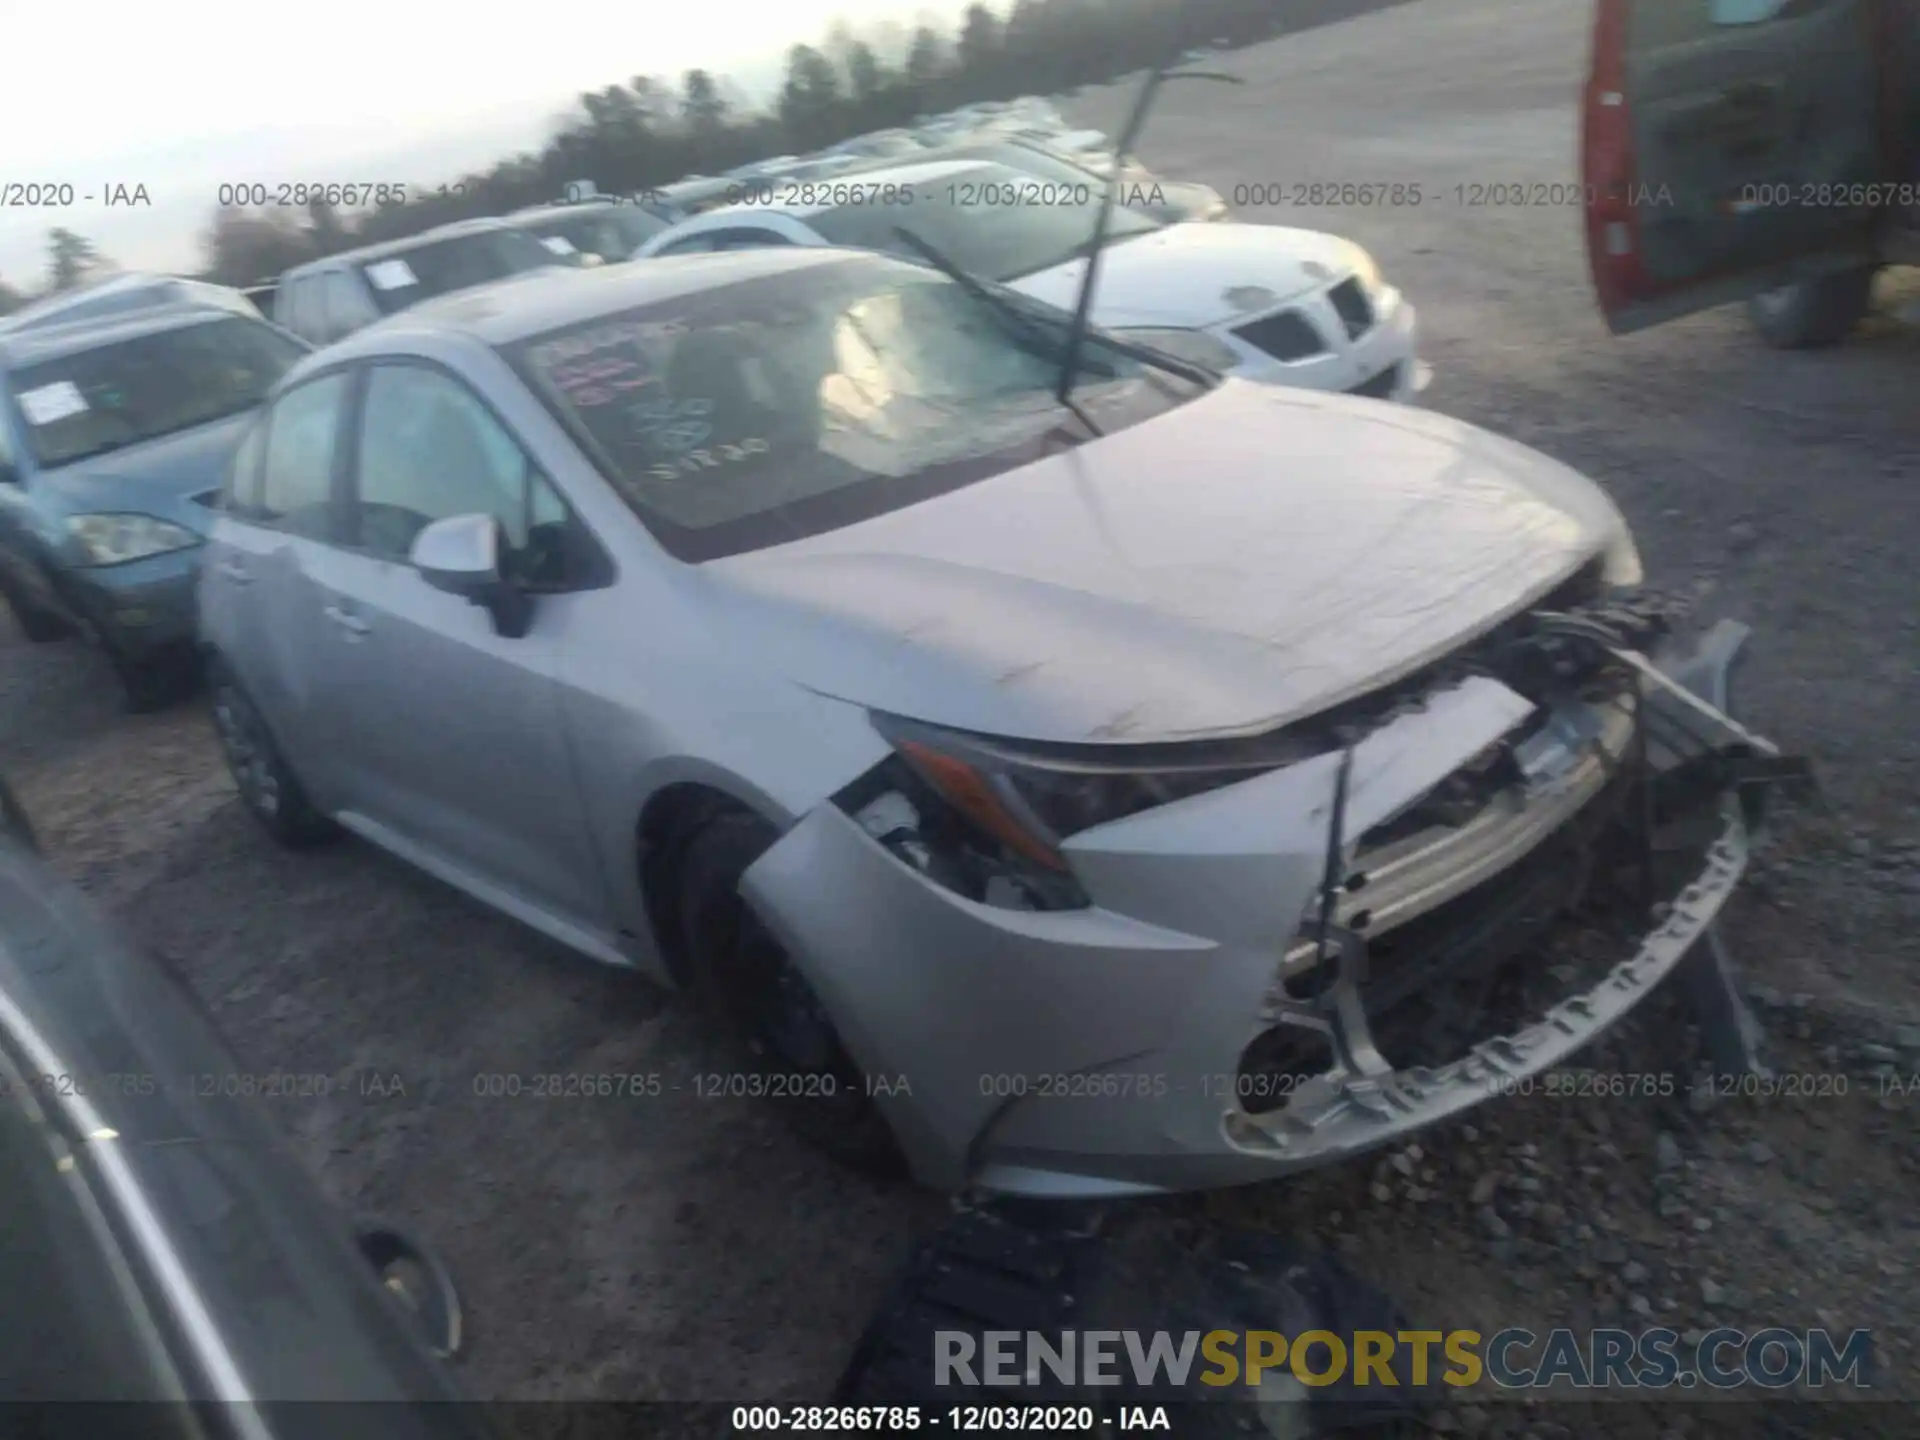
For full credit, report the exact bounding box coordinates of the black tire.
[108,642,200,714]
[1744,266,1876,350]
[206,653,339,848]
[0,570,74,644]
[677,807,905,1177]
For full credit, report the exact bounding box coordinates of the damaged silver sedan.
[197,247,1787,1198]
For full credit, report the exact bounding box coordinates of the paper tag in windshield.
[15,381,89,426]
[364,258,419,291]
[540,235,578,255]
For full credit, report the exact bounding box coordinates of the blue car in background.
[0,304,307,709]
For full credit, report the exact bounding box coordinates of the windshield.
[808,164,1160,282]
[509,255,1203,562]
[528,208,668,262]
[359,230,561,314]
[972,143,1100,182]
[8,316,306,468]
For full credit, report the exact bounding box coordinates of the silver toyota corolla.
[198,249,1774,1198]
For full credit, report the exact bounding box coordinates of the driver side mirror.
[408,513,534,639]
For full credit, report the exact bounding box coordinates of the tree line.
[4,0,1297,307]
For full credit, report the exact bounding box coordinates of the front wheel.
[0,569,75,644]
[677,808,905,1177]
[108,642,199,713]
[207,654,338,848]
[1744,267,1876,350]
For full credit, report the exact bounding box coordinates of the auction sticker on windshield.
[364,258,419,291]
[15,381,89,426]
[540,235,578,255]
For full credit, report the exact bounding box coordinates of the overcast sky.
[0,0,974,286]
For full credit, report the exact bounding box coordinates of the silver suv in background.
[272,219,564,348]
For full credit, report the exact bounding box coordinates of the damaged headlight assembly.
[835,712,1316,913]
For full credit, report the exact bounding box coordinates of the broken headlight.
[836,712,1302,911]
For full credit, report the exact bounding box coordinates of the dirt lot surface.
[3,0,1916,1432]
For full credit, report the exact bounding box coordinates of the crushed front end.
[742,585,1806,1198]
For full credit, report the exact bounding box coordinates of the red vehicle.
[1583,0,1919,347]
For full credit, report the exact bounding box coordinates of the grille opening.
[1233,308,1325,361]
[1362,745,1645,1065]
[1232,1028,1337,1115]
[1328,277,1376,338]
[1245,746,1725,1101]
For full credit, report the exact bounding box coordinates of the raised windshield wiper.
[1054,61,1242,411]
[891,223,1221,428]
[888,224,1105,436]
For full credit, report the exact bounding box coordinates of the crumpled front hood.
[1008,222,1369,330]
[702,381,1630,746]
[37,410,254,536]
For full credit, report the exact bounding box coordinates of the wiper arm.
[1054,62,1244,410]
[889,225,1104,437]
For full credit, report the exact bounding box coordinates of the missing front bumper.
[1225,795,1750,1164]
[747,618,1798,1198]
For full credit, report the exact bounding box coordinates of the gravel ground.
[3,0,1917,1432]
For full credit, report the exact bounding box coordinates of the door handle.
[323,603,371,637]
[215,558,254,585]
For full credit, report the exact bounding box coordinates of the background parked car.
[635,158,1426,397]
[0,779,483,1426]
[826,128,931,161]
[1584,0,1919,348]
[498,199,673,265]
[843,135,1231,226]
[649,175,742,218]
[0,273,271,333]
[272,219,565,348]
[0,304,308,708]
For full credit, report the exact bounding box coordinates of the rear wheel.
[676,807,905,1177]
[1744,266,1876,350]
[207,654,338,848]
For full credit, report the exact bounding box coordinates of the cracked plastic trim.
[1232,799,1748,1162]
